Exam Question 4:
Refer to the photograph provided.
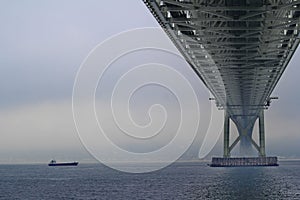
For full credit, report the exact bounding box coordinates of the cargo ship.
[48,160,79,166]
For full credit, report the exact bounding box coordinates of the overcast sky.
[0,0,299,163]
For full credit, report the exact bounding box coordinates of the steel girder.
[143,0,300,120]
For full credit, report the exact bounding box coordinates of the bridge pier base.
[210,109,278,167]
[210,157,278,167]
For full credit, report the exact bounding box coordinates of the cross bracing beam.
[162,0,300,11]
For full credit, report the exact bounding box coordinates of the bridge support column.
[223,111,230,158]
[259,110,266,157]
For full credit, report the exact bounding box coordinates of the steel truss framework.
[144,0,300,156]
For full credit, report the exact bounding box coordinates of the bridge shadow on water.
[183,161,300,200]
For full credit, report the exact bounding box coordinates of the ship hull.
[48,162,78,166]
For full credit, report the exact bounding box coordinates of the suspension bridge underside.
[144,0,300,166]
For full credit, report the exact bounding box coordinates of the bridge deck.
[144,0,300,116]
[144,0,300,156]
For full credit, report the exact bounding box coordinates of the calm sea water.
[0,161,299,199]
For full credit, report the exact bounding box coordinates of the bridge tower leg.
[211,109,278,167]
[222,109,266,157]
[259,110,266,157]
[223,111,230,158]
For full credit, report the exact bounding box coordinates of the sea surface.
[0,161,299,199]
